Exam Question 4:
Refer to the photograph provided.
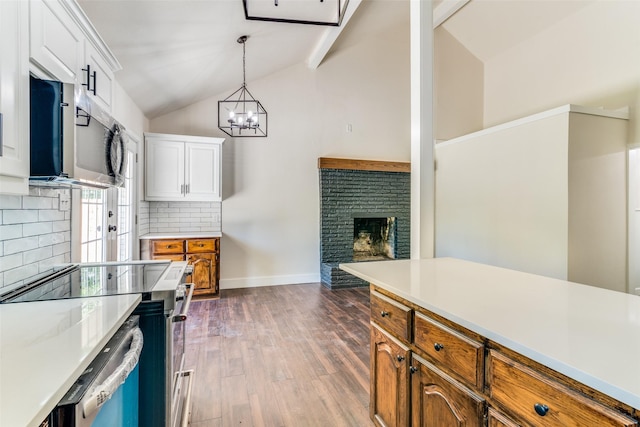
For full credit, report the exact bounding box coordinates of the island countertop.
[340,257,640,409]
[0,294,141,427]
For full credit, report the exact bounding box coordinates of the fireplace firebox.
[353,217,397,261]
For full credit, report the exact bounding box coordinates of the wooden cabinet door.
[371,323,410,427]
[410,354,484,427]
[145,138,185,200]
[185,142,221,201]
[187,253,217,294]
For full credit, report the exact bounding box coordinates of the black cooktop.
[0,262,170,303]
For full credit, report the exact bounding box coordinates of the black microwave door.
[30,77,64,176]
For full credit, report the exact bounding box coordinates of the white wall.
[434,27,484,141]
[149,18,411,288]
[112,81,149,140]
[483,0,640,145]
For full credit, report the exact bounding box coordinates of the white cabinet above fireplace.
[144,132,224,202]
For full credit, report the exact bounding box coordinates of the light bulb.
[229,111,235,118]
[247,110,253,118]
[238,117,243,124]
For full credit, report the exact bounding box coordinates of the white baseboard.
[220,273,321,290]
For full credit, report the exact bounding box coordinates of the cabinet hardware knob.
[396,355,405,362]
[380,311,389,317]
[434,343,444,352]
[167,245,174,248]
[108,225,117,232]
[410,366,418,374]
[534,403,549,416]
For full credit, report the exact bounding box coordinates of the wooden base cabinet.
[410,354,484,427]
[142,237,220,298]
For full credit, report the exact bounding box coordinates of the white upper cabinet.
[29,0,120,112]
[145,133,224,202]
[0,0,30,195]
[29,0,83,84]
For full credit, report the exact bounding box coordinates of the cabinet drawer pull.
[410,366,418,374]
[534,403,549,416]
[167,245,174,249]
[396,355,405,362]
[380,311,389,317]
[434,342,444,352]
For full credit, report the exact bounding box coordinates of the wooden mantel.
[318,157,410,173]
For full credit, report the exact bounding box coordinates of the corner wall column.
[410,0,435,259]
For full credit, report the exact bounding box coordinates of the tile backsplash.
[147,201,221,234]
[0,187,72,291]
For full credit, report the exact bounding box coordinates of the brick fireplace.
[319,157,411,289]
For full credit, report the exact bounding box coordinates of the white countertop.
[340,257,640,409]
[0,294,141,427]
[139,232,222,239]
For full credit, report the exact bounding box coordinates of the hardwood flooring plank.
[185,283,374,426]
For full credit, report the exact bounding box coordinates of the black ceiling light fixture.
[218,35,267,138]
[242,0,350,26]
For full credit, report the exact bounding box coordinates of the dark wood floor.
[185,283,375,427]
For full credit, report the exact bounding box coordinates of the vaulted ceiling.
[77,0,596,120]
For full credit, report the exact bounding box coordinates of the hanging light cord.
[242,38,246,89]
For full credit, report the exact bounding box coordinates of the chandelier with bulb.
[218,35,267,137]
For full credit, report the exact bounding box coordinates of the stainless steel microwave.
[29,76,127,188]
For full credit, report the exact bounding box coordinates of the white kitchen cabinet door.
[29,0,83,84]
[185,142,221,201]
[145,139,185,200]
[83,40,114,112]
[0,0,30,195]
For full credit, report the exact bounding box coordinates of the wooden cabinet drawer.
[370,290,412,342]
[413,312,484,389]
[186,238,217,253]
[151,239,184,254]
[487,350,637,427]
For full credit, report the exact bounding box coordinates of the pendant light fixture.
[218,35,267,137]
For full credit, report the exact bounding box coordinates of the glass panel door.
[79,147,137,263]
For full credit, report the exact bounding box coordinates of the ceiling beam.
[433,0,470,28]
[307,0,469,70]
[307,0,363,70]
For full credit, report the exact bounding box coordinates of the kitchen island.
[341,257,640,426]
[0,294,141,427]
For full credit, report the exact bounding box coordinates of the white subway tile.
[22,196,53,210]
[23,222,53,237]
[4,236,39,255]
[52,242,70,256]
[39,232,66,246]
[0,195,21,209]
[0,253,23,273]
[52,220,71,232]
[0,224,22,240]
[38,210,65,221]
[4,263,39,287]
[3,210,39,225]
[23,247,53,264]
